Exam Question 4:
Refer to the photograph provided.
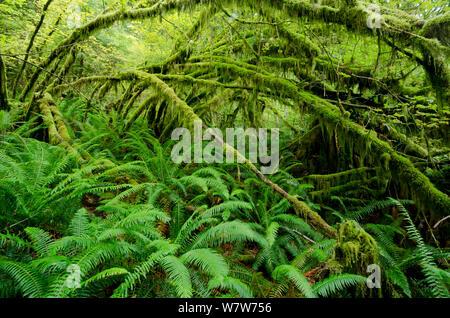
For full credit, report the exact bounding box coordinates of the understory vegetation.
[0,0,449,298]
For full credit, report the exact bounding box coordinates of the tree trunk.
[0,55,9,111]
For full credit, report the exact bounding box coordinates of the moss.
[121,84,146,119]
[37,93,88,161]
[389,153,450,222]
[156,74,248,90]
[324,259,344,276]
[123,94,159,132]
[337,221,378,268]
[119,69,338,238]
[299,167,375,187]
[275,24,320,59]
[194,89,236,117]
[34,57,62,97]
[201,60,448,220]
[14,0,446,240]
[38,93,60,146]
[336,220,379,296]
[50,75,113,95]
[261,97,301,133]
[50,104,71,142]
[421,11,450,46]
[293,93,450,220]
[11,0,55,98]
[309,177,383,202]
[97,81,114,100]
[46,46,78,92]
[116,81,137,114]
[384,123,428,158]
[419,38,449,108]
[18,0,436,106]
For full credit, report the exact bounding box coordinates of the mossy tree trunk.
[0,55,8,111]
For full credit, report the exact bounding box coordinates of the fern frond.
[272,265,316,298]
[0,260,46,298]
[390,198,449,298]
[181,248,229,277]
[160,255,192,297]
[82,267,128,287]
[25,227,53,257]
[312,274,367,297]
[68,209,91,237]
[208,276,253,298]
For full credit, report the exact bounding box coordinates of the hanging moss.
[121,84,147,119]
[421,11,450,47]
[115,81,136,113]
[46,46,78,92]
[117,68,338,238]
[49,76,113,95]
[123,94,159,132]
[299,167,375,187]
[419,38,449,108]
[309,177,384,202]
[276,24,320,59]
[290,93,450,221]
[194,89,236,117]
[389,153,450,223]
[337,221,378,268]
[202,59,448,220]
[32,57,63,99]
[261,97,301,133]
[97,81,115,101]
[12,0,446,244]
[367,115,429,158]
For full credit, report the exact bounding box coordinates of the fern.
[0,260,45,298]
[208,275,253,298]
[180,248,229,277]
[312,274,367,297]
[161,255,193,297]
[390,198,449,298]
[272,265,316,298]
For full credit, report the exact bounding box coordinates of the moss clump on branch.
[335,220,379,296]
[299,167,375,186]
[421,12,450,46]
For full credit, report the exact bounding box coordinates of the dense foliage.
[0,0,448,298]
